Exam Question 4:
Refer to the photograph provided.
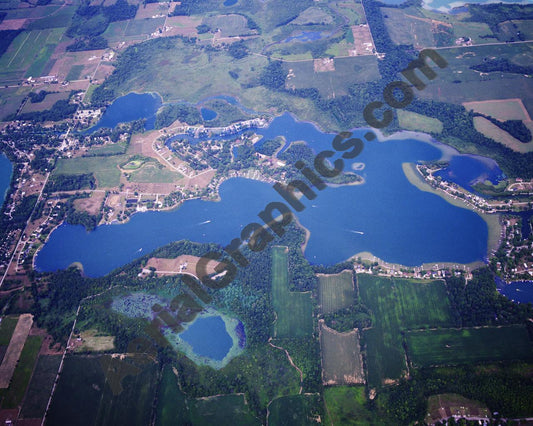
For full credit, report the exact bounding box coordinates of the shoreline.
[402,162,501,257]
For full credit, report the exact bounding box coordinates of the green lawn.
[271,246,313,338]
[406,325,533,368]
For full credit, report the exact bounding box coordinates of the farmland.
[46,354,159,426]
[318,270,354,314]
[271,246,313,338]
[323,386,374,426]
[397,110,443,134]
[406,325,533,368]
[20,355,62,419]
[320,323,364,385]
[0,335,42,409]
[358,275,454,387]
[53,155,129,188]
[426,393,490,425]
[267,394,322,426]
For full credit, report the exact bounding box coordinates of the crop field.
[0,316,18,346]
[406,325,533,368]
[271,246,313,338]
[19,355,62,419]
[53,155,129,188]
[426,393,490,425]
[190,394,261,426]
[318,270,354,314]
[75,330,115,353]
[21,92,69,113]
[0,335,42,409]
[473,116,533,153]
[47,354,158,426]
[267,394,322,426]
[0,314,33,389]
[382,8,435,48]
[324,385,374,426]
[320,323,364,385]
[25,6,75,30]
[464,99,532,122]
[155,365,190,426]
[416,43,533,113]
[125,17,165,38]
[0,28,63,83]
[397,110,443,134]
[358,275,454,387]
[49,50,105,83]
[0,86,30,120]
[284,55,380,98]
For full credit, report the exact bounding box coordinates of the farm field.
[46,354,158,426]
[0,28,64,83]
[190,394,261,426]
[267,394,322,426]
[318,270,354,314]
[358,274,454,387]
[21,92,69,113]
[397,110,443,134]
[86,141,128,156]
[53,155,130,188]
[0,335,42,409]
[284,55,380,98]
[320,323,364,385]
[20,355,62,419]
[0,316,18,346]
[271,246,313,338]
[0,314,33,389]
[127,162,183,183]
[323,386,374,426]
[473,116,533,153]
[406,325,533,368]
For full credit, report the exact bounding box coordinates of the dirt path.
[268,338,303,394]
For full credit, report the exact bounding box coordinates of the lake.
[421,0,528,13]
[200,108,217,121]
[86,92,162,134]
[179,315,233,361]
[35,113,492,277]
[0,153,12,208]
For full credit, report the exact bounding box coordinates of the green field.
[155,365,190,426]
[271,246,313,338]
[47,354,158,426]
[324,386,374,426]
[0,29,63,83]
[190,394,261,426]
[53,155,130,188]
[406,325,533,368]
[128,162,183,183]
[20,355,62,419]
[318,270,354,314]
[358,274,454,387]
[86,141,128,156]
[26,6,75,30]
[283,56,380,98]
[0,335,42,409]
[397,110,443,134]
[0,316,19,345]
[125,17,166,37]
[268,394,322,426]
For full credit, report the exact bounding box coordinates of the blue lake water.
[435,154,504,195]
[224,0,237,5]
[422,0,528,12]
[200,108,217,121]
[86,92,162,134]
[498,280,533,305]
[35,112,492,277]
[179,315,233,361]
[0,153,12,207]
